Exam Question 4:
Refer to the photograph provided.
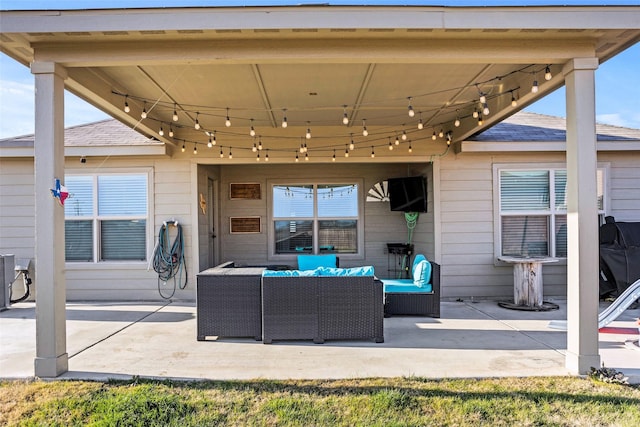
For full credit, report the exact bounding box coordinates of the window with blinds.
[498,168,604,258]
[272,183,359,254]
[64,173,148,262]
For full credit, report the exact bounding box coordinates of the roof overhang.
[1,5,639,163]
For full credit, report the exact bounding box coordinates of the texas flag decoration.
[50,178,70,206]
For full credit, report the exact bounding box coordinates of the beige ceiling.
[1,5,639,162]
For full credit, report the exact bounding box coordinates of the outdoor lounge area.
[1,298,639,382]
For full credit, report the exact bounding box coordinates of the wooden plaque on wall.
[230,183,261,200]
[230,216,261,234]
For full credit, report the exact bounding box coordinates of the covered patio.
[1,4,640,378]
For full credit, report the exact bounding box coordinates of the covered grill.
[599,217,640,298]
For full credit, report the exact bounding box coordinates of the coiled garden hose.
[152,220,187,299]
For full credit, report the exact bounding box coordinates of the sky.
[0,1,638,138]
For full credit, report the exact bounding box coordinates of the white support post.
[563,57,601,374]
[31,61,69,378]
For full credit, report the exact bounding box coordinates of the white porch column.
[31,62,68,377]
[563,57,600,374]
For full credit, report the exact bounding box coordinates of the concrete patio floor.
[1,298,639,383]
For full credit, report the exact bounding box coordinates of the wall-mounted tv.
[388,176,428,213]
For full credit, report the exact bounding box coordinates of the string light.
[370,146,375,158]
[305,152,309,161]
[265,149,270,161]
[295,151,299,162]
[306,123,312,140]
[158,125,164,136]
[482,103,490,116]
[281,109,288,128]
[407,97,415,117]
[258,137,263,151]
[388,137,394,150]
[432,131,437,140]
[349,134,355,150]
[342,105,349,125]
[332,149,336,161]
[438,129,444,138]
[531,78,539,93]
[478,114,484,126]
[212,131,216,145]
[193,143,198,155]
[544,66,552,81]
[194,112,200,130]
[479,91,487,104]
[141,102,147,119]
[252,138,258,152]
[472,108,479,119]
[345,145,349,158]
[172,103,179,122]
[219,147,224,158]
[249,119,256,137]
[256,152,260,161]
[511,92,518,107]
[229,148,233,159]
[169,125,174,137]
[181,142,185,153]
[454,111,461,127]
[208,136,213,148]
[225,108,231,127]
[401,129,407,141]
[394,135,400,146]
[362,119,368,137]
[446,131,452,146]
[123,96,130,113]
[408,142,413,153]
[418,113,424,130]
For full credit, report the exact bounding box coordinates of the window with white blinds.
[272,183,359,254]
[64,173,148,262]
[498,168,605,258]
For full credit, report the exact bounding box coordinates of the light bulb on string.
[349,134,355,151]
[252,142,258,152]
[159,125,164,136]
[212,131,216,145]
[193,143,198,155]
[479,92,486,104]
[388,137,394,151]
[123,96,130,113]
[303,143,308,153]
[172,104,179,122]
[281,109,288,128]
[258,137,263,151]
[370,146,375,158]
[454,110,461,127]
[401,129,407,141]
[249,119,256,137]
[256,152,260,162]
[362,119,368,137]
[208,136,213,148]
[305,152,309,161]
[394,135,400,146]
[345,145,350,158]
[219,147,224,158]
[332,150,336,162]
[408,142,413,153]
[141,102,147,119]
[194,112,200,130]
[407,97,415,117]
[446,131,452,146]
[482,103,490,116]
[306,123,312,140]
[438,129,444,138]
[169,125,174,137]
[228,148,233,159]
[531,78,539,93]
[342,106,349,125]
[181,142,185,153]
[544,66,552,81]
[472,108,479,119]
[295,151,299,162]
[511,93,518,107]
[478,114,484,126]
[418,114,424,130]
[265,150,269,162]
[225,108,231,127]
[432,131,437,141]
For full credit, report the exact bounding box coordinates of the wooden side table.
[498,256,558,309]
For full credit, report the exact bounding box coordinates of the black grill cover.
[599,218,640,298]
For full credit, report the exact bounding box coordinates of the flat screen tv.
[388,176,428,213]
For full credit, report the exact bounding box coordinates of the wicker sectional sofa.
[261,272,384,344]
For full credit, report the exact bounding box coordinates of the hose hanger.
[152,219,187,299]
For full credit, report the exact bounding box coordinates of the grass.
[1,376,639,426]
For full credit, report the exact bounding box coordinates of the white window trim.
[267,178,365,262]
[64,167,154,269]
[492,162,609,265]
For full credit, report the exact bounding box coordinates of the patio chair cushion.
[262,269,318,277]
[315,266,375,277]
[383,280,433,293]
[297,254,338,270]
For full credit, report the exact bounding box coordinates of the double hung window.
[64,173,149,262]
[272,183,359,255]
[497,167,605,258]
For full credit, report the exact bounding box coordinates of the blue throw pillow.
[412,260,432,288]
[297,254,337,270]
[315,266,375,277]
[262,269,318,277]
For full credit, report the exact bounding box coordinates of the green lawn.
[2,376,639,426]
